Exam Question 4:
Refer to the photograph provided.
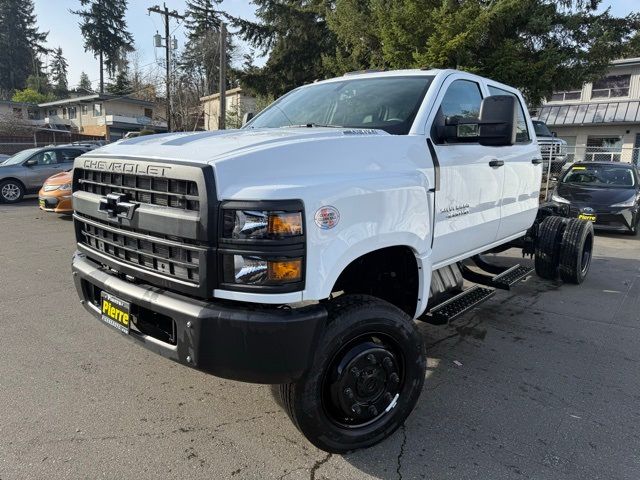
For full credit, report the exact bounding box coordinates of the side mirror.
[438,95,517,147]
[24,158,38,167]
[242,112,255,126]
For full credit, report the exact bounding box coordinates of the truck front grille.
[76,168,200,211]
[76,214,205,284]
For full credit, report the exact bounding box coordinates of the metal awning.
[537,100,640,126]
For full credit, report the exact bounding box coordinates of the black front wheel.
[277,295,426,453]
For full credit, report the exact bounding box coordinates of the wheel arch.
[329,244,423,317]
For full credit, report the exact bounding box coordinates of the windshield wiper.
[288,123,343,128]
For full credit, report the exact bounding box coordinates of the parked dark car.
[550,162,640,235]
[0,146,89,203]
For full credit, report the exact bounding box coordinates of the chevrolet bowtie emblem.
[98,193,139,220]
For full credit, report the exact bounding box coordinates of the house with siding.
[536,57,640,164]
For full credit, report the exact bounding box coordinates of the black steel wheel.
[0,179,25,203]
[558,219,594,284]
[277,295,425,453]
[535,215,567,280]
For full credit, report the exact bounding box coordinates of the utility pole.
[219,23,227,130]
[148,3,184,132]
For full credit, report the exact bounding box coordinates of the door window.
[488,85,530,143]
[29,150,59,165]
[432,80,483,143]
[60,149,84,163]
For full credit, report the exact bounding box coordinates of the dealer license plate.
[38,199,45,208]
[100,291,131,334]
[578,213,596,222]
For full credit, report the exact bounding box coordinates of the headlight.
[551,192,570,204]
[223,209,303,239]
[612,196,637,208]
[219,200,306,291]
[223,255,303,286]
[59,183,72,191]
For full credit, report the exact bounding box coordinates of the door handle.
[531,158,543,165]
[489,160,504,167]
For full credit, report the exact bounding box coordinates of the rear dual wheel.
[535,215,594,284]
[277,295,426,453]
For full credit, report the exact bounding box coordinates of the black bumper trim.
[72,252,327,384]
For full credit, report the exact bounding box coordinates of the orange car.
[38,171,73,214]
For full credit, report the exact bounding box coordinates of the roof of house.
[38,93,153,108]
[0,100,38,107]
[611,57,640,67]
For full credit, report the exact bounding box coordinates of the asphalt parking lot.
[1,199,639,480]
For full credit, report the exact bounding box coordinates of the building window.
[585,136,623,162]
[81,105,89,115]
[93,103,103,117]
[144,108,153,118]
[27,109,39,120]
[68,107,77,119]
[550,90,581,101]
[62,107,68,119]
[12,107,22,116]
[591,75,631,99]
[48,109,57,116]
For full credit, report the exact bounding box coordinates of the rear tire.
[535,216,566,280]
[0,179,25,203]
[558,219,594,284]
[277,295,426,453]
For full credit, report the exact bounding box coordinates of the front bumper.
[72,252,327,384]
[39,193,73,213]
[549,202,638,231]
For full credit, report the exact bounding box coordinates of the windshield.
[246,76,434,135]
[562,164,636,188]
[533,121,553,137]
[2,148,39,166]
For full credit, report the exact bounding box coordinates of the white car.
[70,69,593,453]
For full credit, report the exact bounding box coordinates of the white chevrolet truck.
[71,69,594,453]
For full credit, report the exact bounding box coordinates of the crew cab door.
[485,84,541,239]
[22,149,64,190]
[427,76,508,265]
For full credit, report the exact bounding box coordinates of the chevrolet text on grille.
[82,159,171,177]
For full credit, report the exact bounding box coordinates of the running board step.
[424,286,495,325]
[491,265,534,290]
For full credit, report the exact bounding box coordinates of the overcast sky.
[33,0,638,91]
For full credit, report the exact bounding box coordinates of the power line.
[148,3,185,132]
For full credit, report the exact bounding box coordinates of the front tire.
[277,295,426,453]
[0,179,25,203]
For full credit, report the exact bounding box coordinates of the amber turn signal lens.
[268,212,303,237]
[268,259,302,282]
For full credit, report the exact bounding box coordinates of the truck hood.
[89,128,388,164]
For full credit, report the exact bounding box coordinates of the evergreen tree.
[181,0,236,96]
[49,47,69,98]
[78,71,92,91]
[0,0,49,93]
[71,0,134,93]
[325,0,640,105]
[107,69,132,95]
[229,1,335,97]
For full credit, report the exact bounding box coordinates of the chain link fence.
[540,145,640,201]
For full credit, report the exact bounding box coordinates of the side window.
[61,149,83,163]
[29,150,59,165]
[488,85,530,143]
[432,80,483,144]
